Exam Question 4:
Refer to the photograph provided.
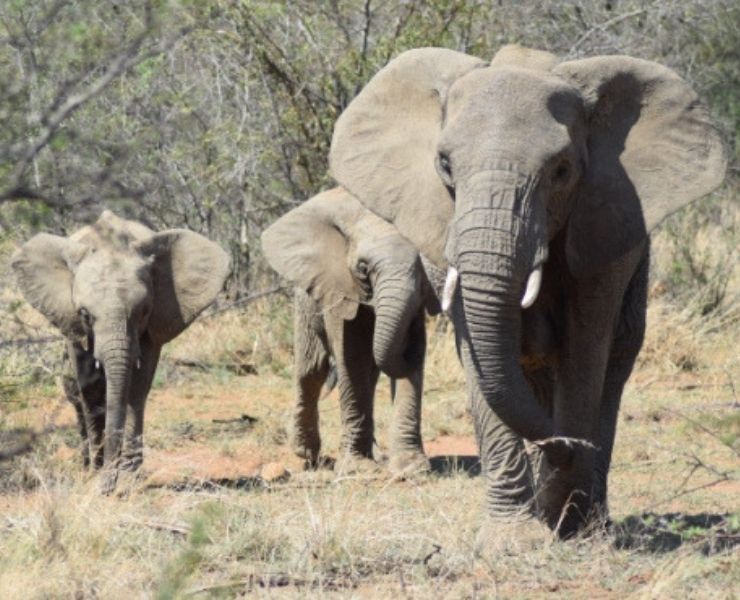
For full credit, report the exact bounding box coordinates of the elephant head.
[262,187,433,378]
[12,210,231,469]
[330,46,725,463]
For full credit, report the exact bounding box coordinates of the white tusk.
[441,266,459,313]
[94,360,101,370]
[521,266,542,309]
[136,359,141,370]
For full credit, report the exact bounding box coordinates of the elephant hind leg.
[293,290,330,465]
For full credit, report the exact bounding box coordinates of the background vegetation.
[0,0,737,294]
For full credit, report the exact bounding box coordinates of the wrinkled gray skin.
[12,211,230,491]
[262,188,439,473]
[330,45,726,536]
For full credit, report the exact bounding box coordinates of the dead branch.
[567,8,647,57]
[0,6,193,206]
[199,286,288,319]
[665,407,740,457]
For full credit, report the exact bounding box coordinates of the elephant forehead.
[448,67,583,128]
[73,252,151,305]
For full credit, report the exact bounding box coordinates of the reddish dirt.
[144,446,303,487]
[424,434,478,457]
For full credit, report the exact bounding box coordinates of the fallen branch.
[167,358,257,375]
[200,286,288,319]
[0,336,63,350]
[121,516,190,537]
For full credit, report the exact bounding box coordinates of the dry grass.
[1,296,738,598]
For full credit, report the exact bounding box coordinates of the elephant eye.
[437,152,454,186]
[353,260,373,300]
[553,161,571,184]
[78,307,93,327]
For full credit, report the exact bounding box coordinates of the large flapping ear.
[11,233,89,338]
[330,48,485,268]
[136,230,231,345]
[554,56,726,277]
[261,188,363,320]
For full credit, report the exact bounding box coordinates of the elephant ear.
[555,56,727,277]
[261,188,362,320]
[136,230,231,345]
[330,48,485,268]
[11,233,88,338]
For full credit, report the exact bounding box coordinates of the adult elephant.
[329,45,726,536]
[12,210,230,491]
[262,188,437,474]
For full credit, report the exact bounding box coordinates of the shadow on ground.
[429,455,481,477]
[613,512,739,554]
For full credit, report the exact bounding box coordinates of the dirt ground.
[0,309,738,598]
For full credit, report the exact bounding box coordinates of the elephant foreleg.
[67,341,107,469]
[539,243,647,537]
[292,290,331,465]
[388,310,429,474]
[592,251,648,514]
[61,351,89,467]
[121,335,161,472]
[332,305,378,461]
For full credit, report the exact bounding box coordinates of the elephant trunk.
[451,171,570,466]
[372,263,423,379]
[96,321,136,479]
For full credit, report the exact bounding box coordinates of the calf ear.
[11,233,87,338]
[330,48,485,268]
[261,189,363,321]
[555,56,726,277]
[136,231,231,345]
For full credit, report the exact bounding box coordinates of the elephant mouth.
[441,263,543,313]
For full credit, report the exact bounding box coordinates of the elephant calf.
[12,210,230,490]
[262,187,440,474]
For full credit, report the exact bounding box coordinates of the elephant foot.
[98,468,119,495]
[290,435,321,465]
[111,467,148,496]
[80,445,91,469]
[120,452,144,472]
[475,516,553,559]
[302,455,335,471]
[388,449,431,478]
[549,499,611,540]
[334,453,381,477]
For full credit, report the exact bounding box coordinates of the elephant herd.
[11,45,725,539]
